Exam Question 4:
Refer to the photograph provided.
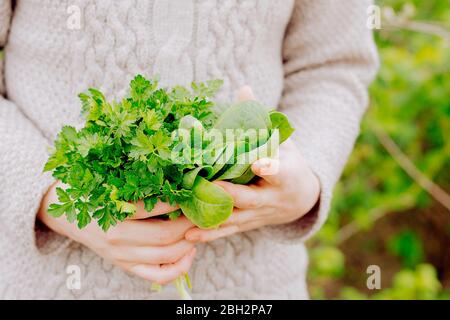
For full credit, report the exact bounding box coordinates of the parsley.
[44,76,222,231]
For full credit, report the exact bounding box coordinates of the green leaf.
[56,187,71,203]
[43,148,67,171]
[95,207,118,231]
[213,100,271,133]
[217,129,280,180]
[78,88,106,121]
[129,130,154,159]
[130,74,157,102]
[231,165,255,184]
[43,126,79,171]
[115,200,137,215]
[142,109,162,131]
[168,209,182,220]
[76,203,91,229]
[108,103,138,137]
[269,111,294,143]
[60,126,78,144]
[209,140,247,179]
[77,133,101,157]
[144,197,158,212]
[179,176,233,229]
[47,203,69,218]
[191,79,223,98]
[150,130,172,155]
[182,166,214,189]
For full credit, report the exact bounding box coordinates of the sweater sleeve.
[261,0,379,243]
[0,0,60,270]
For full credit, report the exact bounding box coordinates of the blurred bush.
[308,0,450,300]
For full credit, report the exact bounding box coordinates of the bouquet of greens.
[44,74,294,296]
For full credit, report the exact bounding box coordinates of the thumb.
[251,158,281,186]
[236,85,256,102]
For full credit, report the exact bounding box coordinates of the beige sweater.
[0,0,378,299]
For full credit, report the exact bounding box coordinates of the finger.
[220,209,258,227]
[113,240,195,265]
[236,85,256,102]
[214,180,270,209]
[251,158,282,186]
[128,248,196,285]
[185,209,260,242]
[185,225,239,243]
[106,216,194,246]
[129,200,179,219]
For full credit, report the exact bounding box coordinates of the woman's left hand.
[185,111,321,243]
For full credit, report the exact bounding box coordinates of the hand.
[38,181,197,285]
[184,87,321,243]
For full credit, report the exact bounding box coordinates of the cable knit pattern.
[0,0,378,299]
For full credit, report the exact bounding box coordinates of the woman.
[0,0,378,299]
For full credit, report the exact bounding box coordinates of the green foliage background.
[307,0,450,300]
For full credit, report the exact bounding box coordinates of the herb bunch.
[44,74,294,232]
[44,75,223,231]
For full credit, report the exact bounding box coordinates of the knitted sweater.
[0,0,378,299]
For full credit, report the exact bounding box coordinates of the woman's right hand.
[37,181,197,285]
